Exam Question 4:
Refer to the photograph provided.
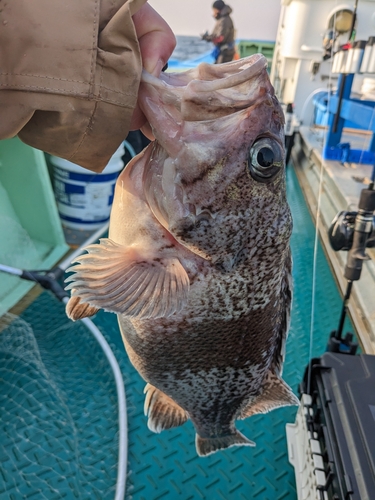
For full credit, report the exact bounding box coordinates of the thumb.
[132,3,176,77]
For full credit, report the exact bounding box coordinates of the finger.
[130,4,175,131]
[129,104,146,131]
[140,122,154,141]
[132,3,176,76]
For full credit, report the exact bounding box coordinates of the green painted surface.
[237,40,275,69]
[0,138,69,315]
[0,165,353,499]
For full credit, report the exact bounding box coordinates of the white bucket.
[51,144,124,230]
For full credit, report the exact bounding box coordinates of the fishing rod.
[328,165,375,353]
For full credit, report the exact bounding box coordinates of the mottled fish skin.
[65,54,298,457]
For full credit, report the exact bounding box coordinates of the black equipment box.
[300,353,375,500]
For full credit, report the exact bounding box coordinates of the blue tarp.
[167,50,215,71]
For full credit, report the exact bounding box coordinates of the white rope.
[307,159,324,393]
[306,5,338,392]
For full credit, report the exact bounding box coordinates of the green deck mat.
[0,165,353,499]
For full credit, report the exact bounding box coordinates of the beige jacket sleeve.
[0,0,146,171]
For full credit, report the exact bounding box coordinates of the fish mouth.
[140,54,271,122]
[141,53,268,93]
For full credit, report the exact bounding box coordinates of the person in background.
[0,0,175,173]
[202,1,235,64]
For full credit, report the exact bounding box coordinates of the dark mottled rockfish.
[66,54,298,457]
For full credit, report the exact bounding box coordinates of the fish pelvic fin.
[65,294,100,321]
[196,430,255,457]
[64,238,190,319]
[240,372,299,420]
[144,384,188,433]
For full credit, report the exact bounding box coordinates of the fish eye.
[248,138,284,182]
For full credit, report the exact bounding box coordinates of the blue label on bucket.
[64,183,85,194]
[54,167,119,183]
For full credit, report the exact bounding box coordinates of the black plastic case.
[303,353,375,500]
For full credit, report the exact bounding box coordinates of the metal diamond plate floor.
[0,165,353,499]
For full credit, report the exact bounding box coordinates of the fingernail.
[147,58,164,77]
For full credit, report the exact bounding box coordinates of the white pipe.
[0,263,23,276]
[62,297,128,500]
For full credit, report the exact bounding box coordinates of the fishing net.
[0,292,126,500]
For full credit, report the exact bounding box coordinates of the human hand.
[212,35,224,45]
[130,2,176,136]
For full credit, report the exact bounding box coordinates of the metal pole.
[335,280,353,340]
[332,74,346,133]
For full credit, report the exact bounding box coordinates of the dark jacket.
[208,6,234,47]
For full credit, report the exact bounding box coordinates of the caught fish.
[65,54,298,457]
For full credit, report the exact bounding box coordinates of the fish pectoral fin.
[144,383,188,433]
[196,430,255,457]
[65,238,190,319]
[240,373,299,419]
[65,294,100,321]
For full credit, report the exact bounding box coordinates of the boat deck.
[293,126,375,353]
[0,166,353,499]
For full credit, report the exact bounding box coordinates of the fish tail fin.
[144,384,188,433]
[196,430,255,457]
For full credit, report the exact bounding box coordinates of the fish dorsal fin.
[65,295,100,321]
[240,372,299,420]
[65,238,189,319]
[144,383,188,433]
